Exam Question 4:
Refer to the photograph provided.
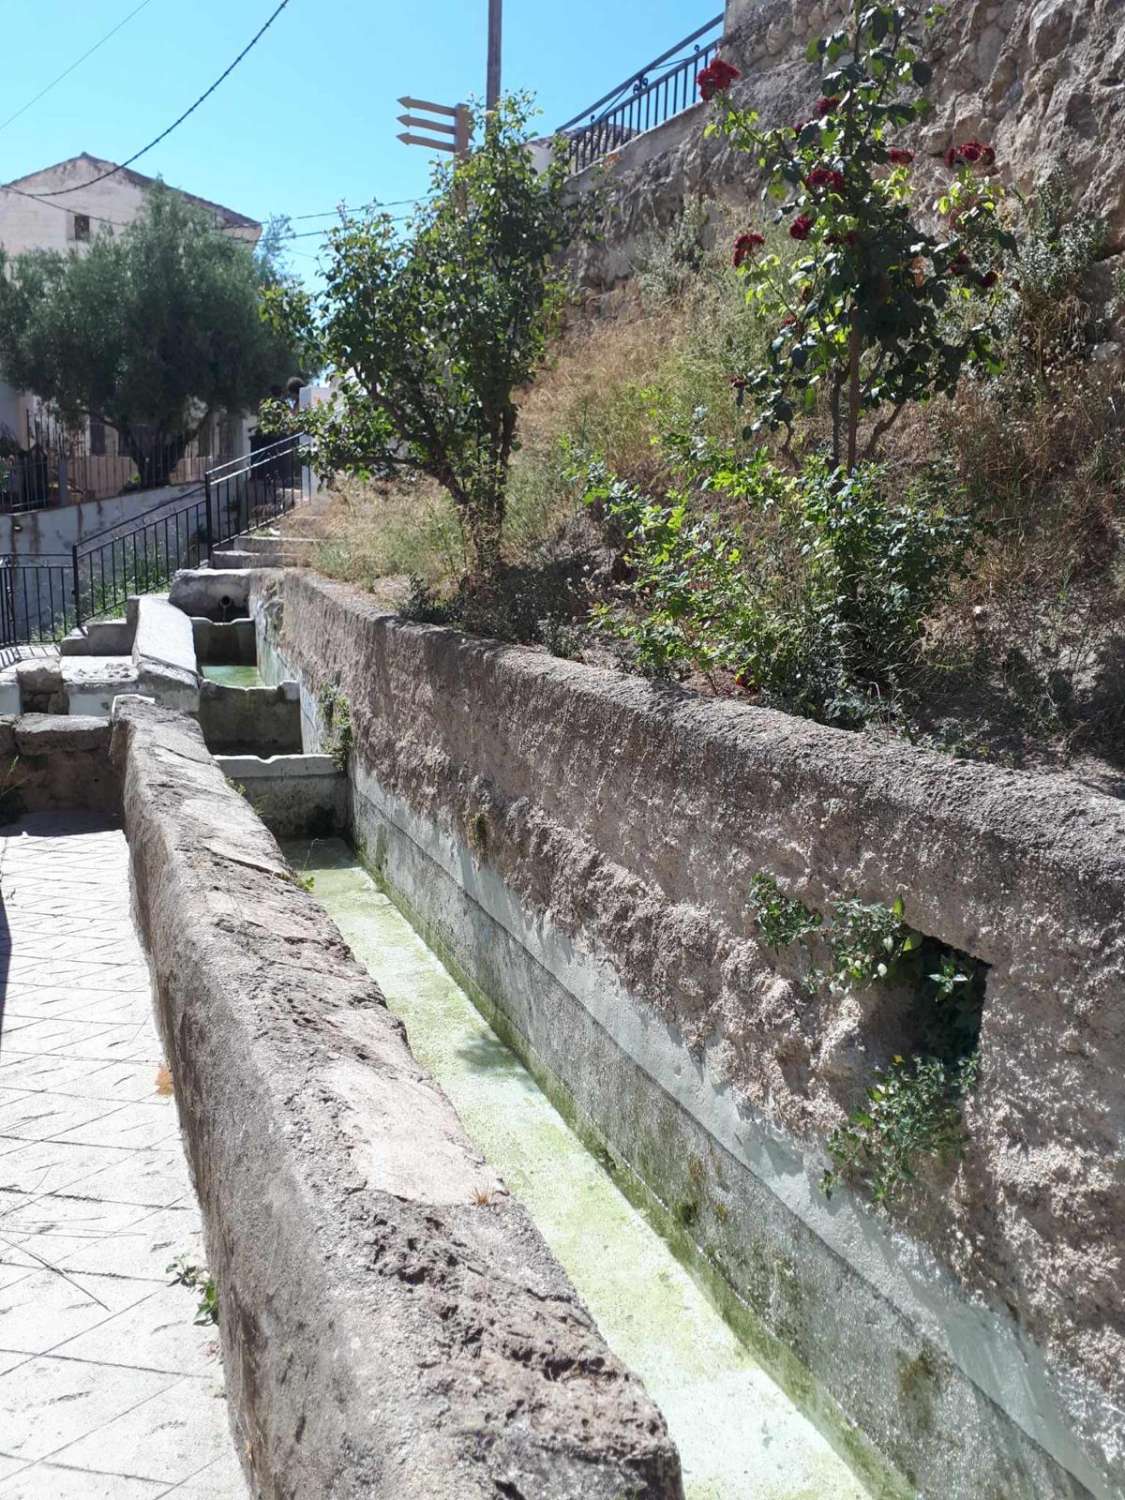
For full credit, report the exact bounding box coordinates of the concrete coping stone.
[132,595,198,683]
[169,568,251,618]
[11,714,111,755]
[216,753,340,779]
[112,697,681,1499]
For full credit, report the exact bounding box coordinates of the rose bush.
[703,1,1017,470]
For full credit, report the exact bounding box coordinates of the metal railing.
[207,434,313,555]
[0,411,239,514]
[557,14,724,173]
[0,557,77,647]
[72,484,212,630]
[70,435,308,629]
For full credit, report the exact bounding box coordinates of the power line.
[0,0,159,137]
[0,181,131,229]
[24,0,293,200]
[289,196,428,221]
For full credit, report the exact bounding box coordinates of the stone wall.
[572,0,1125,323]
[256,567,1125,1500]
[112,696,683,1500]
[0,715,118,817]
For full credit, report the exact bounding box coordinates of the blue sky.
[0,0,715,279]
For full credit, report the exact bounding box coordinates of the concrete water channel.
[283,835,876,1500]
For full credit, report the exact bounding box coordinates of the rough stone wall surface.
[261,569,1125,1495]
[0,714,118,815]
[573,0,1125,312]
[112,696,682,1500]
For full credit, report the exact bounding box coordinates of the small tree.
[263,96,578,576]
[704,2,1015,469]
[0,185,301,487]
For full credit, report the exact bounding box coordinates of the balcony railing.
[557,14,724,174]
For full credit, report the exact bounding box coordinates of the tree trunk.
[846,323,862,473]
[465,502,504,578]
[119,426,189,491]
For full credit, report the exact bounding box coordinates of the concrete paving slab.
[0,1461,165,1497]
[0,818,244,1495]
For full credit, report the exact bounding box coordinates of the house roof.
[3,154,260,231]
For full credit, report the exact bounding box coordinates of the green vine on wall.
[749,874,985,1204]
[318,683,353,770]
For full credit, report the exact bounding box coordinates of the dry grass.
[299,203,1124,780]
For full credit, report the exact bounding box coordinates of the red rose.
[949,249,972,278]
[805,165,846,193]
[697,57,741,100]
[980,269,999,289]
[946,140,997,169]
[826,230,859,247]
[789,214,814,241]
[887,148,915,165]
[815,95,842,117]
[732,230,766,268]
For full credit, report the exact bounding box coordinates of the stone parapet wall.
[571,0,1125,321]
[256,567,1125,1499]
[111,696,681,1500]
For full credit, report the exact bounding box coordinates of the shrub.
[705,2,1015,467]
[586,450,978,724]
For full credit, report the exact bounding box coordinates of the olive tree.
[0,185,301,487]
[263,95,578,576]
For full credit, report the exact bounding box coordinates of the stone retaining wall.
[0,715,118,817]
[255,567,1125,1500]
[571,0,1125,327]
[111,696,681,1500]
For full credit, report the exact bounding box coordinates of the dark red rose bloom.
[946,139,997,169]
[815,95,842,117]
[805,165,846,193]
[980,269,999,289]
[732,230,766,268]
[789,214,814,241]
[949,249,972,278]
[697,57,742,100]
[887,148,915,165]
[826,229,859,247]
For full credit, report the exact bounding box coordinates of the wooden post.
[487,0,502,110]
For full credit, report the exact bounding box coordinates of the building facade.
[0,155,261,508]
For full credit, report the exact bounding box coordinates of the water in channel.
[201,664,264,688]
[284,836,872,1500]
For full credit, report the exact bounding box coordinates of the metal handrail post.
[71,543,82,630]
[204,473,214,565]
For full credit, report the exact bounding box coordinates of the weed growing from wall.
[317,683,353,770]
[168,1256,219,1326]
[749,874,986,1203]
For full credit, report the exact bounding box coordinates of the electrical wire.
[0,180,132,229]
[289,196,428,220]
[24,0,293,199]
[0,0,160,137]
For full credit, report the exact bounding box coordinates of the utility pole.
[487,0,502,110]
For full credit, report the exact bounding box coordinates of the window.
[89,419,106,456]
[73,214,91,242]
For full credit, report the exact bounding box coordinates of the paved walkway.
[0,814,246,1498]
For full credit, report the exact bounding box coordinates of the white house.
[0,155,261,504]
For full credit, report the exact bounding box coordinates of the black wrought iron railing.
[71,484,212,629]
[0,556,77,647]
[207,433,313,555]
[557,14,724,173]
[70,435,308,629]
